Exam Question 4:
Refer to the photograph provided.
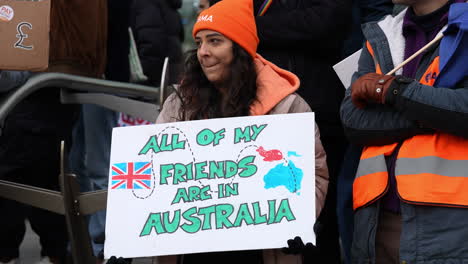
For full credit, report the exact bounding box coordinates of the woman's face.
[195,30,234,86]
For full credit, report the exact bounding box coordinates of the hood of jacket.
[250,54,300,115]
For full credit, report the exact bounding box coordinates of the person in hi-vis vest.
[340,0,468,263]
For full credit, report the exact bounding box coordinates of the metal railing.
[0,70,167,263]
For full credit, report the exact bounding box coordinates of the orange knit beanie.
[192,0,259,58]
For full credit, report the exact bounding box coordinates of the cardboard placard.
[0,0,50,71]
[105,113,316,258]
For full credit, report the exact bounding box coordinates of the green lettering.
[200,185,212,200]
[233,203,254,226]
[234,127,251,144]
[213,129,226,146]
[186,163,193,180]
[251,124,267,141]
[209,161,225,178]
[160,134,171,151]
[172,134,186,150]
[140,213,165,236]
[268,200,276,224]
[198,206,216,230]
[225,183,238,197]
[139,136,161,155]
[225,161,237,179]
[275,199,296,223]
[197,129,215,146]
[188,186,201,201]
[252,202,267,225]
[172,188,189,204]
[162,210,180,233]
[195,161,208,180]
[238,156,257,177]
[159,164,174,185]
[218,184,224,198]
[181,207,201,233]
[173,163,187,184]
[215,204,234,229]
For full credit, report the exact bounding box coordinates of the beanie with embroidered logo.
[192,0,259,58]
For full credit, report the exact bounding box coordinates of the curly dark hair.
[177,42,257,121]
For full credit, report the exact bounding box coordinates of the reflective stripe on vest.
[353,43,468,210]
[396,133,468,207]
[353,144,398,209]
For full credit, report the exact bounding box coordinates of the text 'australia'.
[140,199,296,236]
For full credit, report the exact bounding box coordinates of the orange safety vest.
[353,42,468,210]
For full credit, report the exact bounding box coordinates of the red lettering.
[1,8,11,15]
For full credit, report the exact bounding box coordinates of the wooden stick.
[386,34,444,75]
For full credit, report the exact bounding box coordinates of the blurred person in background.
[252,0,351,262]
[197,0,210,13]
[341,0,468,263]
[197,0,220,13]
[0,71,31,94]
[0,0,107,263]
[336,1,394,263]
[130,0,185,86]
[68,0,131,263]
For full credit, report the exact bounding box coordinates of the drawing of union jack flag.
[111,162,152,189]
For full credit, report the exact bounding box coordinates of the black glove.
[107,256,132,264]
[282,236,318,256]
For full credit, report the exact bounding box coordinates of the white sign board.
[105,113,316,258]
[333,49,362,89]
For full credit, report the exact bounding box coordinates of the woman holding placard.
[108,0,329,263]
[158,0,329,263]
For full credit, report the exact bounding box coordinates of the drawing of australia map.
[256,147,304,194]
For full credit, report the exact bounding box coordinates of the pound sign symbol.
[14,22,33,50]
